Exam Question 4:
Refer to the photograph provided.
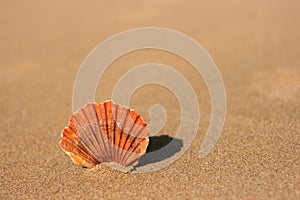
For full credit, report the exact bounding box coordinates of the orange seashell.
[59,101,149,168]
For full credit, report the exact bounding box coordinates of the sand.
[0,0,299,199]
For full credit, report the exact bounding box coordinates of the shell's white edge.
[65,151,76,164]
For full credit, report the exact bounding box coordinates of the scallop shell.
[59,101,149,168]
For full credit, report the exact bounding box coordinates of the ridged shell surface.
[60,101,149,168]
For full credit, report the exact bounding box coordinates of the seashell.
[59,100,149,168]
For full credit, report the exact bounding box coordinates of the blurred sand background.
[0,0,299,199]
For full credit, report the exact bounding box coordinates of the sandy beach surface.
[1,1,299,199]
